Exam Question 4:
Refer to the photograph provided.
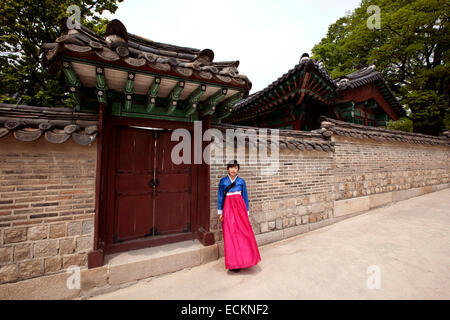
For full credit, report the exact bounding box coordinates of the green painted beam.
[200,88,228,117]
[334,101,355,113]
[366,99,378,110]
[123,72,135,111]
[62,61,82,111]
[95,66,108,105]
[146,77,161,113]
[166,81,185,115]
[216,92,244,121]
[184,84,206,117]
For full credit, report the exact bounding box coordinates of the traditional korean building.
[39,19,251,266]
[226,53,405,130]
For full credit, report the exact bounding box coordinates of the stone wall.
[209,121,450,249]
[209,124,335,244]
[333,136,450,201]
[0,135,96,284]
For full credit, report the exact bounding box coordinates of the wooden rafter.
[95,66,108,105]
[216,92,244,121]
[184,84,206,117]
[123,72,135,111]
[200,88,227,117]
[166,81,185,115]
[146,77,161,113]
[62,61,82,111]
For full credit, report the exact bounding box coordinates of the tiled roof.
[320,116,450,146]
[334,65,405,117]
[213,122,335,152]
[232,54,334,112]
[0,104,98,145]
[41,19,251,91]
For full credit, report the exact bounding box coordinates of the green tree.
[312,0,450,136]
[385,117,413,132]
[0,0,123,108]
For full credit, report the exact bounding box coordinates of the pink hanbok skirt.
[222,193,261,269]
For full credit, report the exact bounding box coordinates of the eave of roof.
[41,18,251,93]
[228,54,337,122]
[334,65,405,117]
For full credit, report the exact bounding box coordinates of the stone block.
[301,215,309,224]
[67,222,82,236]
[80,266,108,291]
[311,202,325,214]
[392,187,422,202]
[283,224,309,239]
[369,192,393,209]
[260,222,269,233]
[200,244,218,264]
[254,229,283,246]
[44,256,62,273]
[63,253,87,269]
[0,270,81,300]
[27,225,48,241]
[334,196,370,218]
[33,240,58,258]
[108,249,201,286]
[309,218,334,231]
[0,247,12,264]
[4,228,27,244]
[275,218,283,230]
[76,236,93,252]
[49,223,66,239]
[0,264,17,283]
[59,238,76,255]
[13,244,31,262]
[18,260,43,279]
[81,220,94,235]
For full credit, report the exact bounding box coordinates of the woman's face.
[228,165,239,177]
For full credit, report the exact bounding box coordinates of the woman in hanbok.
[218,160,261,273]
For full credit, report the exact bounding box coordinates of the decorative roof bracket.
[62,61,82,111]
[200,88,227,117]
[123,72,135,111]
[184,84,206,117]
[95,66,108,105]
[166,81,185,115]
[146,77,161,113]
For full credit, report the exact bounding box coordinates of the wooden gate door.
[154,130,192,235]
[114,126,155,242]
[112,126,193,245]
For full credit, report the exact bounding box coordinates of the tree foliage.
[0,0,123,107]
[312,0,450,135]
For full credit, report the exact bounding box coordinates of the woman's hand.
[219,214,223,222]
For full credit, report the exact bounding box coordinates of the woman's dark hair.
[227,160,240,170]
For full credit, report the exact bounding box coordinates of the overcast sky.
[104,0,362,93]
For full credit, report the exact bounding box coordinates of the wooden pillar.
[293,117,301,130]
[196,115,215,246]
[88,102,105,268]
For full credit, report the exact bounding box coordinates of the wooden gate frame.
[88,104,214,268]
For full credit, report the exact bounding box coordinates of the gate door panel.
[154,130,192,235]
[114,127,155,242]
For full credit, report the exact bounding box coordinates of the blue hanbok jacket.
[217,175,249,216]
